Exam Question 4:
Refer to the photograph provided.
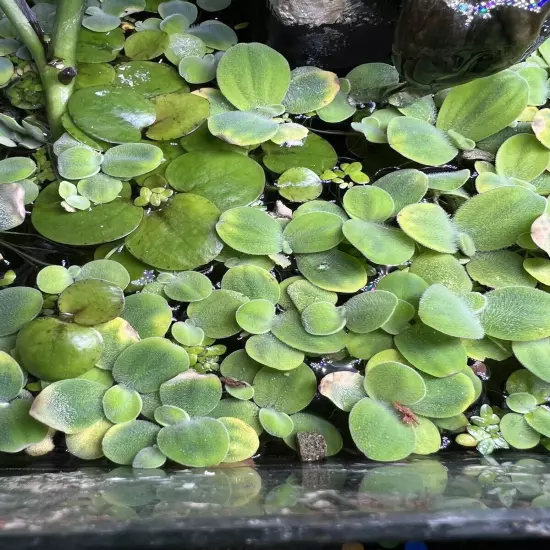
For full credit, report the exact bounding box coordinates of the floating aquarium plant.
[3,0,550,468]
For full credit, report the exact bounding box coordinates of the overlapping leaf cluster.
[4,0,550,466]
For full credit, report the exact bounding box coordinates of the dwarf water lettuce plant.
[4,0,550,467]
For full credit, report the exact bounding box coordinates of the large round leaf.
[68,86,156,144]
[283,212,343,253]
[114,61,187,97]
[221,264,279,303]
[165,151,264,211]
[253,363,316,414]
[373,169,428,214]
[217,43,290,110]
[16,317,104,381]
[437,70,529,141]
[0,400,49,453]
[349,398,416,461]
[102,419,160,464]
[376,270,429,309]
[245,333,304,370]
[283,67,339,114]
[454,186,546,251]
[124,29,169,60]
[113,337,189,392]
[481,286,550,341]
[419,284,484,339]
[30,379,106,433]
[388,117,458,166]
[318,371,366,412]
[501,413,540,449]
[95,317,140,370]
[122,293,172,338]
[410,251,472,294]
[219,417,259,463]
[160,371,222,415]
[208,111,279,146]
[513,338,550,383]
[394,323,467,377]
[157,417,229,467]
[0,287,43,337]
[466,250,536,289]
[343,185,394,222]
[76,28,125,64]
[0,351,24,402]
[126,193,222,270]
[496,134,550,182]
[32,182,143,246]
[65,418,113,460]
[344,291,398,334]
[102,143,163,178]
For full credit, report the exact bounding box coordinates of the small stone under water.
[297,431,327,462]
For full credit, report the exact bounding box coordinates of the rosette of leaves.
[456,405,509,456]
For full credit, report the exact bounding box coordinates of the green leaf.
[381,299,416,335]
[346,329,394,360]
[481,286,550,341]
[221,264,279,303]
[412,417,441,455]
[283,211,343,253]
[113,337,189,392]
[30,379,105,433]
[301,302,346,336]
[188,289,248,338]
[427,169,471,192]
[454,186,546,251]
[0,287,43,337]
[160,370,222,415]
[146,92,209,140]
[124,29,169,59]
[76,62,116,89]
[376,270,429,309]
[133,446,167,469]
[283,412,342,456]
[77,173,123,205]
[217,43,290,110]
[506,392,537,414]
[76,259,131,290]
[103,385,142,423]
[157,417,229,466]
[271,122,310,146]
[218,416,259,462]
[343,219,416,265]
[276,167,322,202]
[410,251,472,294]
[262,133,337,175]
[126,193,222,270]
[102,420,160,464]
[388,117,458,166]
[122,293,172,338]
[95,317,140,371]
[0,157,36,183]
[208,111,279,146]
[365,361,426,405]
[65,418,113,460]
[57,147,103,180]
[259,408,294,437]
[525,406,550,437]
[283,67,339,114]
[373,169,428,214]
[524,258,550,285]
[171,320,204,346]
[507,369,550,404]
[165,151,264,211]
[501,413,540,449]
[209,398,262,435]
[394,323,467,377]
[398,203,457,253]
[514,65,548,106]
[197,0,231,11]
[216,206,284,255]
[76,28,125,64]
[495,134,550,182]
[349,398,416,461]
[271,309,346,354]
[419,284,484,339]
[164,271,212,302]
[346,63,399,103]
[0,55,13,86]
[410,372,475,418]
[220,350,262,384]
[296,249,367,293]
[0,184,25,231]
[342,186,394,222]
[165,32,206,64]
[83,9,121,33]
[466,250,536,288]
[102,143,163,178]
[58,279,124,326]
[344,291,398,334]
[317,80,356,123]
[285,279,338,313]
[186,20,237,50]
[236,300,275,334]
[437,70,529,141]
[16,318,103,381]
[253,363,315,414]
[513,338,550,383]
[68,86,156,144]
[318,371,366,412]
[0,400,49,453]
[154,404,190,426]
[0,351,24,402]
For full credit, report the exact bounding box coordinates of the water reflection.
[1,455,550,533]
